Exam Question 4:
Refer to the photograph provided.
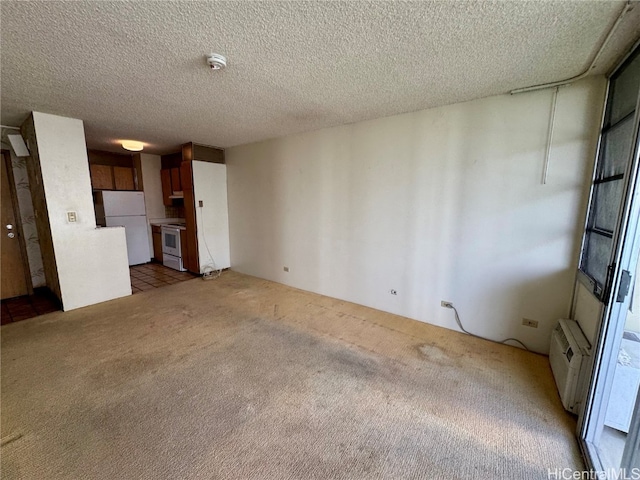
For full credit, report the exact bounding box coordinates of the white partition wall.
[192,161,230,273]
[29,112,131,310]
[140,153,165,253]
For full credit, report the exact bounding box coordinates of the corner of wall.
[27,111,132,311]
[21,113,62,301]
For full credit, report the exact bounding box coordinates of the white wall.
[32,112,131,310]
[192,161,230,273]
[140,153,165,252]
[226,76,607,354]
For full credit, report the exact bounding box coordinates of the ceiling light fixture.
[121,140,144,152]
[207,53,227,70]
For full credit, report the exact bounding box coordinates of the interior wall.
[140,153,165,252]
[192,161,231,273]
[26,112,131,310]
[226,76,607,354]
[21,116,61,300]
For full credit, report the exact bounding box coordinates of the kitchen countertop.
[149,218,185,226]
[150,219,186,231]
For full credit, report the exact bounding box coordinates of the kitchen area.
[89,142,230,293]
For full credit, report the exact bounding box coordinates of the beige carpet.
[1,271,583,479]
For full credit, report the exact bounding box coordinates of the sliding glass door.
[576,44,640,477]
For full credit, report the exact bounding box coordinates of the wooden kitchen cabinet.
[170,168,181,192]
[88,150,139,191]
[151,225,163,262]
[90,164,114,190]
[182,142,224,164]
[113,166,134,190]
[90,164,136,191]
[161,167,183,205]
[161,168,172,206]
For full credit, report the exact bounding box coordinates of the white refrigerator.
[95,191,151,266]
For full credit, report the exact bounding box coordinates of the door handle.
[616,270,632,303]
[7,232,15,238]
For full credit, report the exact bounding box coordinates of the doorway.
[1,148,61,323]
[575,44,640,475]
[1,150,31,300]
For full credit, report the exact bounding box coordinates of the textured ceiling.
[2,1,640,154]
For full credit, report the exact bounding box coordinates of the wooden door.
[1,152,29,299]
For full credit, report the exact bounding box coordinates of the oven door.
[161,227,181,257]
[163,253,185,272]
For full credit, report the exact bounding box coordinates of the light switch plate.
[67,211,77,223]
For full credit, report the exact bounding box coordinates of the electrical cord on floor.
[198,205,222,280]
[445,303,530,351]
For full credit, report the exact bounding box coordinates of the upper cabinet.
[160,151,182,206]
[161,166,183,206]
[182,142,224,164]
[113,166,135,190]
[88,150,139,191]
[90,164,114,190]
[170,168,181,192]
[161,168,172,205]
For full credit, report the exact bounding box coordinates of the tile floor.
[1,287,61,325]
[130,262,195,294]
[1,263,195,325]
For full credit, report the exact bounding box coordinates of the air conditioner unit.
[549,319,591,414]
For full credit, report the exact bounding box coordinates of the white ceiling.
[2,1,640,154]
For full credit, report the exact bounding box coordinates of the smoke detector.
[207,53,227,70]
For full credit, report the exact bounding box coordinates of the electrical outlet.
[67,211,77,223]
[283,266,289,272]
[198,200,203,207]
[522,318,539,328]
[390,289,397,295]
[441,301,453,308]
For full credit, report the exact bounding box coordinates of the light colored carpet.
[1,271,583,479]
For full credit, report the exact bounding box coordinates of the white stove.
[161,224,187,271]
